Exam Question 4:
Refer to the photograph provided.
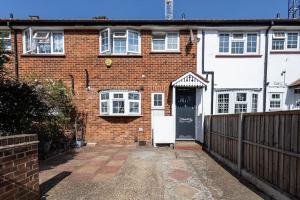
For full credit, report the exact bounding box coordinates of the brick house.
[1,18,299,146]
[0,19,207,145]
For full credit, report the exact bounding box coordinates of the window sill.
[215,54,262,58]
[21,54,66,58]
[98,54,142,58]
[150,51,181,54]
[270,51,300,54]
[98,114,143,117]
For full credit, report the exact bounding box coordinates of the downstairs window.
[99,90,141,116]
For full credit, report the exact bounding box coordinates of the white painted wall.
[197,28,300,116]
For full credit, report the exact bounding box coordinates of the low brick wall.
[0,134,39,200]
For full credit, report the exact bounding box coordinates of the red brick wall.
[0,134,39,200]
[6,29,197,144]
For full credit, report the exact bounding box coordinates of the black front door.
[176,88,196,140]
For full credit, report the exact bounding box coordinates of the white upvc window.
[99,91,141,116]
[99,28,141,55]
[218,32,258,54]
[0,30,11,50]
[269,93,282,110]
[151,93,164,109]
[152,32,179,52]
[217,93,229,113]
[234,93,248,113]
[272,31,300,51]
[23,29,64,54]
[251,93,258,112]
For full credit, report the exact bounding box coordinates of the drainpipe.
[262,22,273,112]
[7,21,19,79]
[201,30,215,114]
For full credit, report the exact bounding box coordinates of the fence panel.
[204,111,300,200]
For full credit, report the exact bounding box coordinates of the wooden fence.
[204,110,300,200]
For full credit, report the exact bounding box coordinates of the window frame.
[234,93,248,113]
[269,93,282,110]
[217,93,230,114]
[218,32,259,55]
[99,28,141,55]
[271,31,300,51]
[151,32,180,52]
[22,29,64,55]
[151,93,165,110]
[99,91,141,116]
[0,30,11,51]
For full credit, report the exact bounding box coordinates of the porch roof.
[289,79,300,88]
[172,72,208,88]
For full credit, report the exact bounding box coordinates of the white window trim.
[151,93,165,110]
[99,28,141,55]
[269,93,282,111]
[100,28,111,54]
[151,32,180,52]
[216,91,259,114]
[22,29,64,55]
[99,91,141,116]
[0,30,11,50]
[218,32,259,55]
[216,92,230,114]
[271,31,300,51]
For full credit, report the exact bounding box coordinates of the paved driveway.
[39,145,267,200]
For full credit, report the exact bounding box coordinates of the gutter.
[7,21,19,79]
[201,30,215,115]
[262,22,273,112]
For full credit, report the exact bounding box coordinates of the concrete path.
[39,145,266,200]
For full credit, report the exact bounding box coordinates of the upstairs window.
[23,29,64,54]
[219,32,258,54]
[100,29,140,55]
[272,32,299,51]
[0,31,11,50]
[152,32,179,52]
[99,91,141,116]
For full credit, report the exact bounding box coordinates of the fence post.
[207,115,211,152]
[237,113,244,175]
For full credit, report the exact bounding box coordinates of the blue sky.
[0,0,288,19]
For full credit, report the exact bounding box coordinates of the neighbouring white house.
[196,22,300,143]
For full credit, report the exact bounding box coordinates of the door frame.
[174,87,196,140]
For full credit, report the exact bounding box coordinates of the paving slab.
[40,145,267,200]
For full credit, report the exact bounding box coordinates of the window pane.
[217,94,229,113]
[167,33,178,50]
[153,36,165,51]
[247,34,257,53]
[53,33,64,53]
[113,101,125,113]
[0,31,10,39]
[101,93,109,100]
[129,102,139,113]
[153,94,162,107]
[287,33,298,49]
[235,104,247,113]
[129,93,139,100]
[236,93,247,101]
[272,40,284,50]
[128,31,139,52]
[101,30,109,52]
[270,101,281,108]
[113,38,126,54]
[37,40,51,54]
[219,34,229,53]
[113,93,123,98]
[101,102,108,113]
[252,94,258,112]
[231,41,244,54]
[24,30,31,52]
[0,31,11,50]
